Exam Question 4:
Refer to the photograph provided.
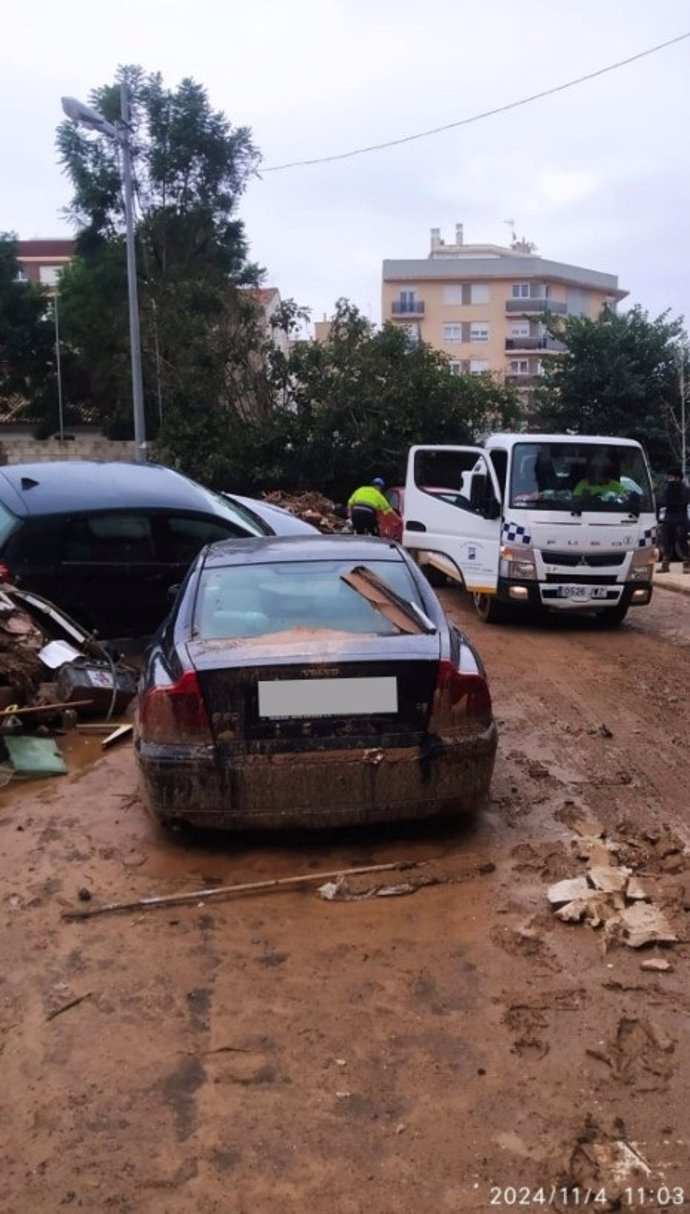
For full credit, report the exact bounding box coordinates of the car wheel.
[473,592,509,624]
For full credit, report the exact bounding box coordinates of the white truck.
[402,434,657,626]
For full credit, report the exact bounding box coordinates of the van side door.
[403,445,503,592]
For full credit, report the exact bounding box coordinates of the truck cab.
[403,434,657,625]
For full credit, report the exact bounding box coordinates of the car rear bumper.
[135,724,498,830]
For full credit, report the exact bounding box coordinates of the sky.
[2,0,689,330]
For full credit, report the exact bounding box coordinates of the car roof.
[201,534,406,567]
[0,461,222,519]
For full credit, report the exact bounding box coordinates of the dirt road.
[1,588,689,1213]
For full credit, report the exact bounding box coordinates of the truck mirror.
[469,472,487,513]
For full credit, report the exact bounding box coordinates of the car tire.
[473,592,509,624]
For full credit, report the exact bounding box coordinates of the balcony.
[392,299,425,316]
[505,336,565,352]
[505,299,567,315]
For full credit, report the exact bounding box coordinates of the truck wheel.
[594,604,628,628]
[422,563,447,588]
[473,593,508,624]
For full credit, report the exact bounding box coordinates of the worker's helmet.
[372,477,385,488]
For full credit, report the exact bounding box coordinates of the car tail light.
[0,564,12,583]
[138,671,212,745]
[429,659,493,733]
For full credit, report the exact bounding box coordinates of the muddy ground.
[1,588,689,1213]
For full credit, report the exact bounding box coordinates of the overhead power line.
[263,31,690,172]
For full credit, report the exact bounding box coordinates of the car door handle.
[406,520,427,532]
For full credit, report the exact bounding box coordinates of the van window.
[509,442,653,513]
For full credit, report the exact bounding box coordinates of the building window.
[401,322,420,344]
[512,283,530,299]
[443,324,462,343]
[39,265,62,287]
[470,323,490,342]
[509,360,529,375]
[14,269,28,283]
[449,360,462,375]
[511,322,530,338]
[443,286,463,305]
[469,360,490,374]
[470,284,489,304]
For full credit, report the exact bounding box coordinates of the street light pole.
[119,85,146,462]
[61,87,146,462]
[53,289,65,442]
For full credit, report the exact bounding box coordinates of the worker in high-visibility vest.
[348,478,393,535]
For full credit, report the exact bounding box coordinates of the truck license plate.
[556,585,609,600]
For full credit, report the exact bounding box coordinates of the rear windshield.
[0,502,19,549]
[195,559,422,640]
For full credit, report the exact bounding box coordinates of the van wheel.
[421,563,447,588]
[594,604,628,628]
[473,593,508,624]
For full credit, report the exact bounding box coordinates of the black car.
[0,461,316,638]
[135,534,498,831]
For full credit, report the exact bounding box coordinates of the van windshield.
[509,442,654,514]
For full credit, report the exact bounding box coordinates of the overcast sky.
[2,0,688,329]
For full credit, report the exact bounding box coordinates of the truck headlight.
[630,546,657,581]
[500,545,537,581]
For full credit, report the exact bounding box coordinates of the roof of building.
[16,240,76,259]
[383,255,625,297]
[246,287,280,306]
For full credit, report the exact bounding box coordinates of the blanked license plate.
[556,585,609,601]
[258,676,398,719]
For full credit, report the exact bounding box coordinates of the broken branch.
[62,860,428,921]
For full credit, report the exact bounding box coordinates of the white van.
[402,434,657,625]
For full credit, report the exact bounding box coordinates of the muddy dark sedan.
[134,535,498,831]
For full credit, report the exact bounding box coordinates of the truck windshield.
[509,442,654,514]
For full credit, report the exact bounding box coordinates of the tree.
[56,66,264,441]
[0,234,55,421]
[534,305,688,469]
[227,300,521,498]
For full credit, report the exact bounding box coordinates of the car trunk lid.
[188,632,441,753]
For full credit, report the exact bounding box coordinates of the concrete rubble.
[547,820,683,950]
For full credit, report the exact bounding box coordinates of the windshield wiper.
[341,566,437,634]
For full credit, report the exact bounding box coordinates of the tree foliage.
[156,300,521,497]
[0,235,54,417]
[56,66,264,439]
[534,305,688,469]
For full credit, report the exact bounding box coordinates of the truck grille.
[541,550,626,568]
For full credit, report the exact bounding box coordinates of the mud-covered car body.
[135,535,497,831]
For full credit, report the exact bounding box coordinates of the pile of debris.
[0,584,137,781]
[547,816,681,954]
[261,491,347,533]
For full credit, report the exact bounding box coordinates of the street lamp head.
[61,96,118,139]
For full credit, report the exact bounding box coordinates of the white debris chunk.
[640,958,672,972]
[556,892,618,926]
[617,903,678,948]
[587,865,631,894]
[625,876,650,901]
[547,876,591,906]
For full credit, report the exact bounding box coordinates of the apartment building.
[15,239,75,290]
[382,225,627,387]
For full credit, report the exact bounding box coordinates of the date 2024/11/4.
[487,1185,686,1206]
